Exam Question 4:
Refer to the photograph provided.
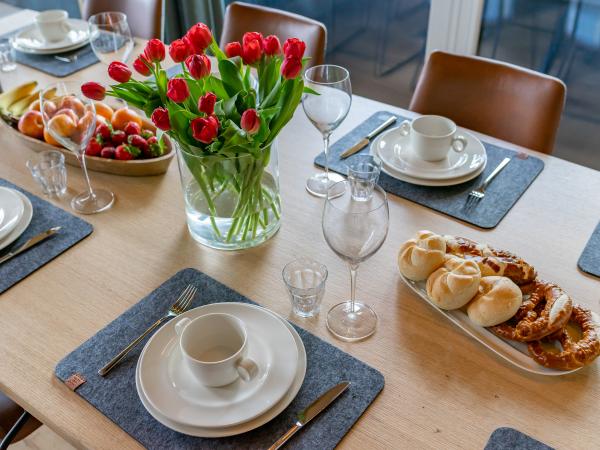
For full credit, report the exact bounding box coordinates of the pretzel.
[528,305,600,370]
[443,236,536,285]
[490,281,572,342]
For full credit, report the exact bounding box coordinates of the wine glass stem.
[349,263,358,313]
[323,133,331,184]
[78,153,96,199]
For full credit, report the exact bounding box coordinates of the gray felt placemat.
[0,179,93,294]
[485,427,553,449]
[578,221,600,278]
[55,268,384,449]
[315,111,545,229]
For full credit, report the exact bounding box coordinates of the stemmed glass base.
[326,301,378,341]
[306,172,345,198]
[71,189,115,214]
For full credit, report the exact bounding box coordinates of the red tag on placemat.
[65,373,86,391]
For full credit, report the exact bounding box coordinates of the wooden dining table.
[1,7,599,450]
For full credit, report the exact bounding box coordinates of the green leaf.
[205,75,229,100]
[303,86,320,95]
[218,59,244,97]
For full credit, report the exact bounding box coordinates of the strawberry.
[111,129,127,145]
[147,136,158,145]
[85,139,102,156]
[124,121,141,136]
[115,144,141,160]
[141,129,154,140]
[95,122,111,141]
[100,146,116,159]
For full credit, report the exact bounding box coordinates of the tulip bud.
[169,38,191,63]
[243,32,264,48]
[144,38,166,62]
[191,116,219,144]
[151,107,170,131]
[198,92,217,115]
[283,38,306,59]
[186,22,212,54]
[108,61,131,83]
[185,54,211,79]
[133,55,151,76]
[242,40,262,65]
[281,57,303,79]
[225,41,242,58]
[166,78,190,103]
[241,109,260,134]
[263,35,281,56]
[81,82,106,101]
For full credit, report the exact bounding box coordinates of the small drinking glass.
[0,38,16,72]
[282,258,328,318]
[347,155,382,201]
[26,150,67,196]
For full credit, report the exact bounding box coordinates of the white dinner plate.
[138,302,299,429]
[136,302,307,437]
[399,273,585,376]
[372,127,487,180]
[0,187,24,241]
[13,19,89,54]
[0,190,32,252]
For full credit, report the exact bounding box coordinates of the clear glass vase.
[175,139,281,250]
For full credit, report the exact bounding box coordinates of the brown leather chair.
[221,2,327,67]
[409,51,566,154]
[0,392,41,447]
[81,0,163,40]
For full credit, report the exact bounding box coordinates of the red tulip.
[108,61,131,83]
[191,116,219,144]
[186,22,212,54]
[283,38,306,59]
[185,54,211,79]
[263,35,281,56]
[166,78,190,103]
[198,92,217,115]
[243,32,263,48]
[242,39,262,65]
[133,55,151,76]
[151,107,170,131]
[281,57,302,79]
[225,41,242,58]
[144,38,166,62]
[81,82,105,101]
[241,109,260,134]
[169,38,191,63]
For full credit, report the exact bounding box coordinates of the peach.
[40,100,57,117]
[77,110,95,133]
[58,95,85,117]
[43,128,61,146]
[94,102,114,122]
[53,108,78,123]
[111,107,142,130]
[18,110,44,139]
[48,113,77,138]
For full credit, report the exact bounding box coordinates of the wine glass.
[88,12,134,65]
[302,65,352,198]
[40,81,115,214]
[322,180,389,341]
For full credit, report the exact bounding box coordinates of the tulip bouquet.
[82,23,312,249]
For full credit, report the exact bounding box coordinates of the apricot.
[43,128,61,146]
[77,110,95,133]
[58,95,85,117]
[48,113,77,138]
[18,110,44,139]
[94,102,114,122]
[53,108,78,123]
[40,100,57,117]
[111,107,142,130]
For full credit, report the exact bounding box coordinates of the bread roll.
[426,256,481,310]
[467,276,522,327]
[398,230,446,281]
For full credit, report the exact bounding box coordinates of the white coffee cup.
[35,10,71,43]
[398,115,467,162]
[174,313,258,387]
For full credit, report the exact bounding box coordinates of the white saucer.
[13,19,89,54]
[0,190,32,252]
[0,187,24,242]
[136,303,307,437]
[372,127,486,180]
[138,302,299,429]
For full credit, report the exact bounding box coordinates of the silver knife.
[339,116,397,159]
[268,381,351,450]
[0,227,61,264]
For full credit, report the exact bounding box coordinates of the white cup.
[174,313,258,387]
[35,10,70,43]
[399,115,467,162]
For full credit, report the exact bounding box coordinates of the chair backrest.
[81,0,163,40]
[220,2,327,67]
[409,51,566,154]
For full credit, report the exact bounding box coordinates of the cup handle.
[236,357,258,382]
[451,135,467,153]
[61,22,71,33]
[174,317,191,336]
[398,120,411,137]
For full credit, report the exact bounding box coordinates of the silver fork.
[98,284,197,376]
[465,157,511,208]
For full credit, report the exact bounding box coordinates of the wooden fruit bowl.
[0,117,175,177]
